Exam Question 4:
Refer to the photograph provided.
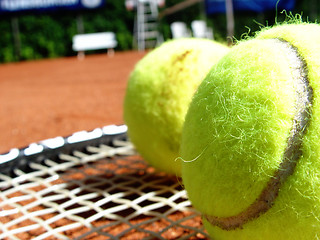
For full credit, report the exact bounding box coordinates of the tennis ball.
[124,38,229,176]
[180,23,320,239]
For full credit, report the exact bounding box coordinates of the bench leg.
[77,51,85,60]
[107,49,115,57]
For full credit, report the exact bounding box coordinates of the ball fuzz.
[124,38,229,175]
[180,23,320,239]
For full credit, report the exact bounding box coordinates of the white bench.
[72,32,118,59]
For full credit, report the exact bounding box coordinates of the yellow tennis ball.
[180,23,320,239]
[124,38,229,175]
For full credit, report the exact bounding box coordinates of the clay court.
[0,51,146,154]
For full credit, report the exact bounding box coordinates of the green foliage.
[0,19,14,62]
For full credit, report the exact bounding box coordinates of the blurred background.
[0,0,317,63]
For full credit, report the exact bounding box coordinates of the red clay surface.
[0,51,146,154]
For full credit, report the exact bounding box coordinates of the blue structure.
[0,0,105,14]
[205,0,295,14]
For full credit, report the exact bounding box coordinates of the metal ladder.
[135,0,161,51]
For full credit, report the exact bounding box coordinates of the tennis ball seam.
[204,38,314,230]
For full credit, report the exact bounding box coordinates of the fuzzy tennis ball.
[124,38,229,176]
[180,23,320,239]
